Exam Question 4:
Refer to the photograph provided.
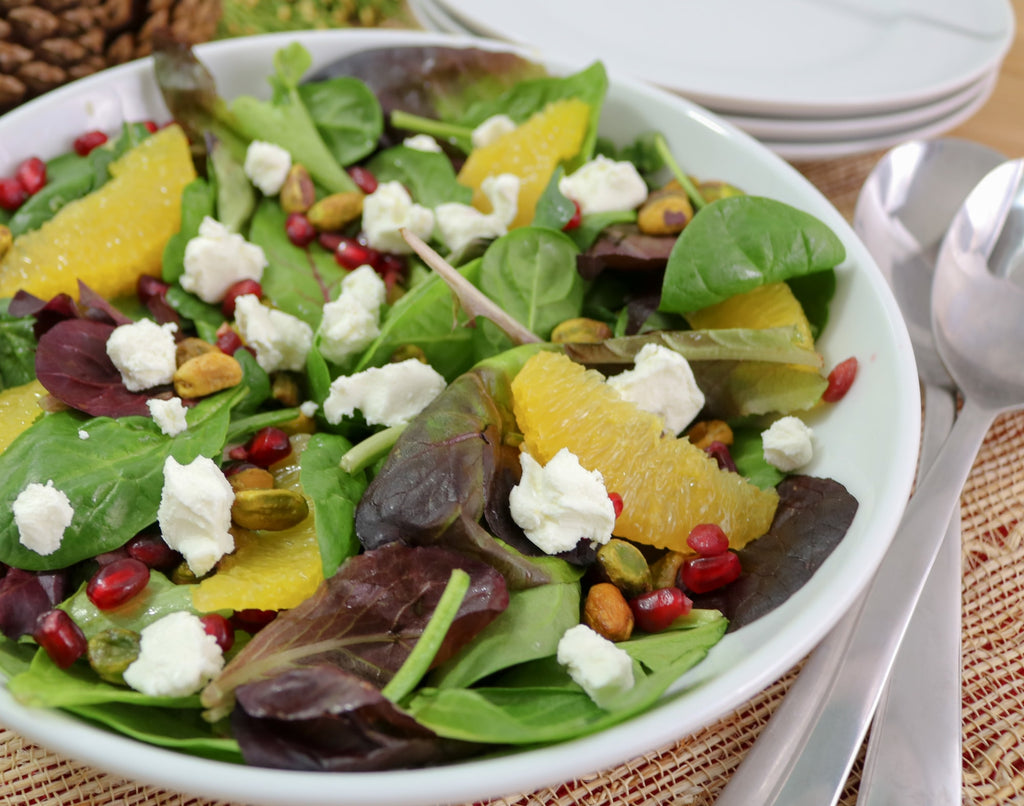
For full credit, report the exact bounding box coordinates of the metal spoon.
[716,157,1024,806]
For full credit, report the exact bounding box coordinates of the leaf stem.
[381,568,470,703]
[225,407,302,444]
[339,424,406,473]
[389,110,473,151]
[654,133,707,210]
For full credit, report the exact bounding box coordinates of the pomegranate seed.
[227,444,249,462]
[126,533,180,571]
[94,548,130,566]
[629,587,692,633]
[86,557,150,610]
[822,356,858,403]
[200,613,235,653]
[33,610,87,669]
[705,440,738,472]
[334,236,376,270]
[142,120,159,133]
[686,523,730,557]
[563,199,582,230]
[679,552,742,594]
[230,608,277,633]
[222,278,263,317]
[73,130,108,156]
[136,274,170,305]
[15,156,46,195]
[284,212,317,247]
[0,177,28,211]
[347,165,378,194]
[246,426,292,468]
[215,325,245,355]
[317,231,344,252]
[223,460,258,477]
[608,492,624,518]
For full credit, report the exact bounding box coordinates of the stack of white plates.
[408,0,1015,161]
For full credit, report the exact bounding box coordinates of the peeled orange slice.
[0,379,46,454]
[512,351,778,552]
[685,282,815,350]
[0,125,196,302]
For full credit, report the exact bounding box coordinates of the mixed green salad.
[0,40,859,771]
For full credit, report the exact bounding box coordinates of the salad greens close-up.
[0,38,861,773]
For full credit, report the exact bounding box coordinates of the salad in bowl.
[0,29,919,806]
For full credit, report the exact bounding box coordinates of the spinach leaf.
[0,636,35,677]
[229,43,357,194]
[0,301,36,390]
[298,77,383,167]
[6,153,95,237]
[787,268,837,339]
[531,166,575,231]
[730,426,784,490]
[208,135,256,234]
[299,433,367,577]
[478,227,584,340]
[0,388,242,571]
[62,572,197,638]
[366,145,472,208]
[660,196,846,313]
[162,177,216,284]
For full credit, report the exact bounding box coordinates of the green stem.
[381,569,470,703]
[389,110,473,152]
[654,133,707,210]
[339,424,406,473]
[225,407,302,445]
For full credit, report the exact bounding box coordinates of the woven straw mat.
[2,152,1022,806]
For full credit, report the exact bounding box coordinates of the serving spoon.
[715,157,1024,806]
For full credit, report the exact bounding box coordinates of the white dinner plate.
[434,0,1015,117]
[0,28,921,806]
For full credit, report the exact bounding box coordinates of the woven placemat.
[2,153,1022,806]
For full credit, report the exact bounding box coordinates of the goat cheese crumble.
[435,173,520,254]
[181,217,267,304]
[508,448,616,554]
[123,612,225,697]
[233,293,313,373]
[322,359,446,427]
[105,319,178,392]
[557,624,635,709]
[147,397,188,437]
[402,134,443,153]
[762,416,814,471]
[471,113,516,148]
[243,140,291,195]
[13,480,74,556]
[361,181,435,254]
[157,455,234,577]
[318,265,388,364]
[607,343,705,435]
[558,154,648,215]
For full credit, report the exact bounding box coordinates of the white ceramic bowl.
[0,29,920,806]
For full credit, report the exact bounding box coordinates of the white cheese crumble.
[122,611,225,697]
[606,343,705,435]
[233,293,313,373]
[762,416,815,472]
[157,455,235,577]
[556,624,635,709]
[361,181,435,254]
[105,319,178,392]
[322,359,446,427]
[243,140,291,196]
[317,266,388,364]
[340,264,387,316]
[147,397,189,437]
[78,429,89,440]
[471,113,516,149]
[181,217,267,305]
[558,154,648,215]
[508,448,616,554]
[435,173,520,254]
[403,134,443,153]
[12,480,74,556]
[300,400,318,418]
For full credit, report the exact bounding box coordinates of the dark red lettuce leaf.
[231,664,477,771]
[35,318,169,417]
[0,568,69,639]
[202,544,508,713]
[10,282,133,341]
[76,281,134,327]
[576,223,677,281]
[692,475,859,630]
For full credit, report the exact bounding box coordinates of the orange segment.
[512,351,778,552]
[457,98,591,228]
[0,379,46,453]
[685,282,815,350]
[0,125,196,301]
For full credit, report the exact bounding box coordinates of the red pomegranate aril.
[73,129,108,156]
[86,557,150,610]
[822,356,858,403]
[608,492,624,519]
[629,587,692,633]
[0,177,27,211]
[33,609,88,669]
[284,212,317,247]
[705,440,737,472]
[230,608,278,633]
[222,278,263,317]
[679,552,742,594]
[215,325,245,355]
[142,120,159,133]
[227,444,250,462]
[247,426,292,468]
[563,199,582,230]
[317,231,344,252]
[686,523,730,557]
[15,156,47,195]
[126,533,180,571]
[200,613,235,653]
[347,165,378,194]
[334,236,376,270]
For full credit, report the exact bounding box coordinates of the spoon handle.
[858,385,961,805]
[714,398,994,806]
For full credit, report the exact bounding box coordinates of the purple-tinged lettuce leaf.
[201,544,508,715]
[576,223,677,281]
[691,475,858,630]
[0,568,68,639]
